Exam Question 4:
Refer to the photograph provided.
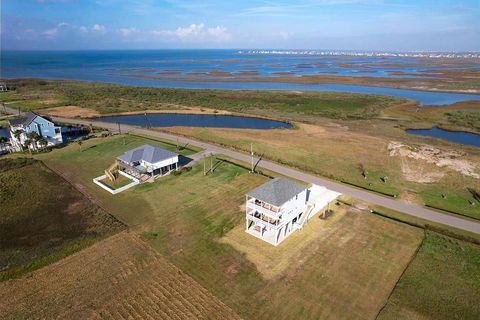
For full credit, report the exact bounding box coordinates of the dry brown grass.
[220,206,349,279]
[0,231,241,320]
[163,119,480,217]
[246,208,424,320]
[41,105,101,118]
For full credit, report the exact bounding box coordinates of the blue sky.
[2,0,479,51]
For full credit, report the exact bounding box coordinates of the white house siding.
[143,156,179,172]
[245,185,340,246]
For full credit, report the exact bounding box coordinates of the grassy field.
[2,79,479,219]
[384,100,480,133]
[378,232,480,320]
[165,123,480,220]
[0,231,241,320]
[1,79,404,120]
[34,134,431,319]
[0,157,124,281]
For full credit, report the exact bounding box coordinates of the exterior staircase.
[294,204,314,230]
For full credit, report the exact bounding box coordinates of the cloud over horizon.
[1,0,479,51]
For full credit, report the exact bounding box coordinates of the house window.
[55,128,60,134]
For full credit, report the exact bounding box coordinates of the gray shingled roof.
[247,177,306,207]
[117,144,178,164]
[9,112,38,127]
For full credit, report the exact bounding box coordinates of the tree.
[24,138,32,153]
[12,129,24,151]
[26,131,40,151]
[13,129,22,140]
[38,137,48,149]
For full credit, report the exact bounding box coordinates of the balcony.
[246,213,282,230]
[246,199,281,218]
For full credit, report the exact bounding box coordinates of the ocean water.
[1,50,480,105]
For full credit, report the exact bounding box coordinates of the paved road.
[4,107,480,234]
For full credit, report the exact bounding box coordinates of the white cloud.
[206,26,231,41]
[119,27,136,37]
[78,26,88,33]
[92,24,106,32]
[278,31,293,40]
[175,23,205,39]
[152,23,231,42]
[42,22,69,39]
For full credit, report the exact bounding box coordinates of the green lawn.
[419,187,480,220]
[0,158,124,281]
[378,232,480,320]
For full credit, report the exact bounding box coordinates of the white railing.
[246,201,282,218]
[247,214,282,230]
[93,170,139,195]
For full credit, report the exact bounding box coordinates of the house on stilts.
[245,177,341,246]
[116,144,179,181]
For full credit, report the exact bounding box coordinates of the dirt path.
[0,231,241,320]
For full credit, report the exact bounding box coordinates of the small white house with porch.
[245,177,341,246]
[117,144,179,180]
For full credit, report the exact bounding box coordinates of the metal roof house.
[9,112,63,151]
[245,177,341,246]
[116,144,179,179]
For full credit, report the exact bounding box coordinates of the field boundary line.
[374,231,425,320]
[40,160,129,228]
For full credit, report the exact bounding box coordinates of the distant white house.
[9,112,63,151]
[0,82,7,92]
[245,177,341,246]
[117,144,179,179]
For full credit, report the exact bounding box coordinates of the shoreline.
[114,73,480,95]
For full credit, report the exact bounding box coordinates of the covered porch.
[245,213,283,246]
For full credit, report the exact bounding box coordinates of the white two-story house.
[9,112,63,151]
[245,177,341,246]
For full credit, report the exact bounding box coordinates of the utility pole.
[250,143,254,173]
[117,122,121,134]
[144,112,150,129]
[203,154,206,176]
[210,153,213,173]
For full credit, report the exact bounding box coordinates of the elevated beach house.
[9,111,63,151]
[245,177,341,246]
[116,144,179,179]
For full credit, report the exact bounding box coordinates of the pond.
[95,113,293,129]
[406,127,480,148]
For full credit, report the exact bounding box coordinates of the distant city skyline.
[2,0,480,51]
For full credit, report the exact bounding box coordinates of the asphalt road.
[4,106,480,235]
